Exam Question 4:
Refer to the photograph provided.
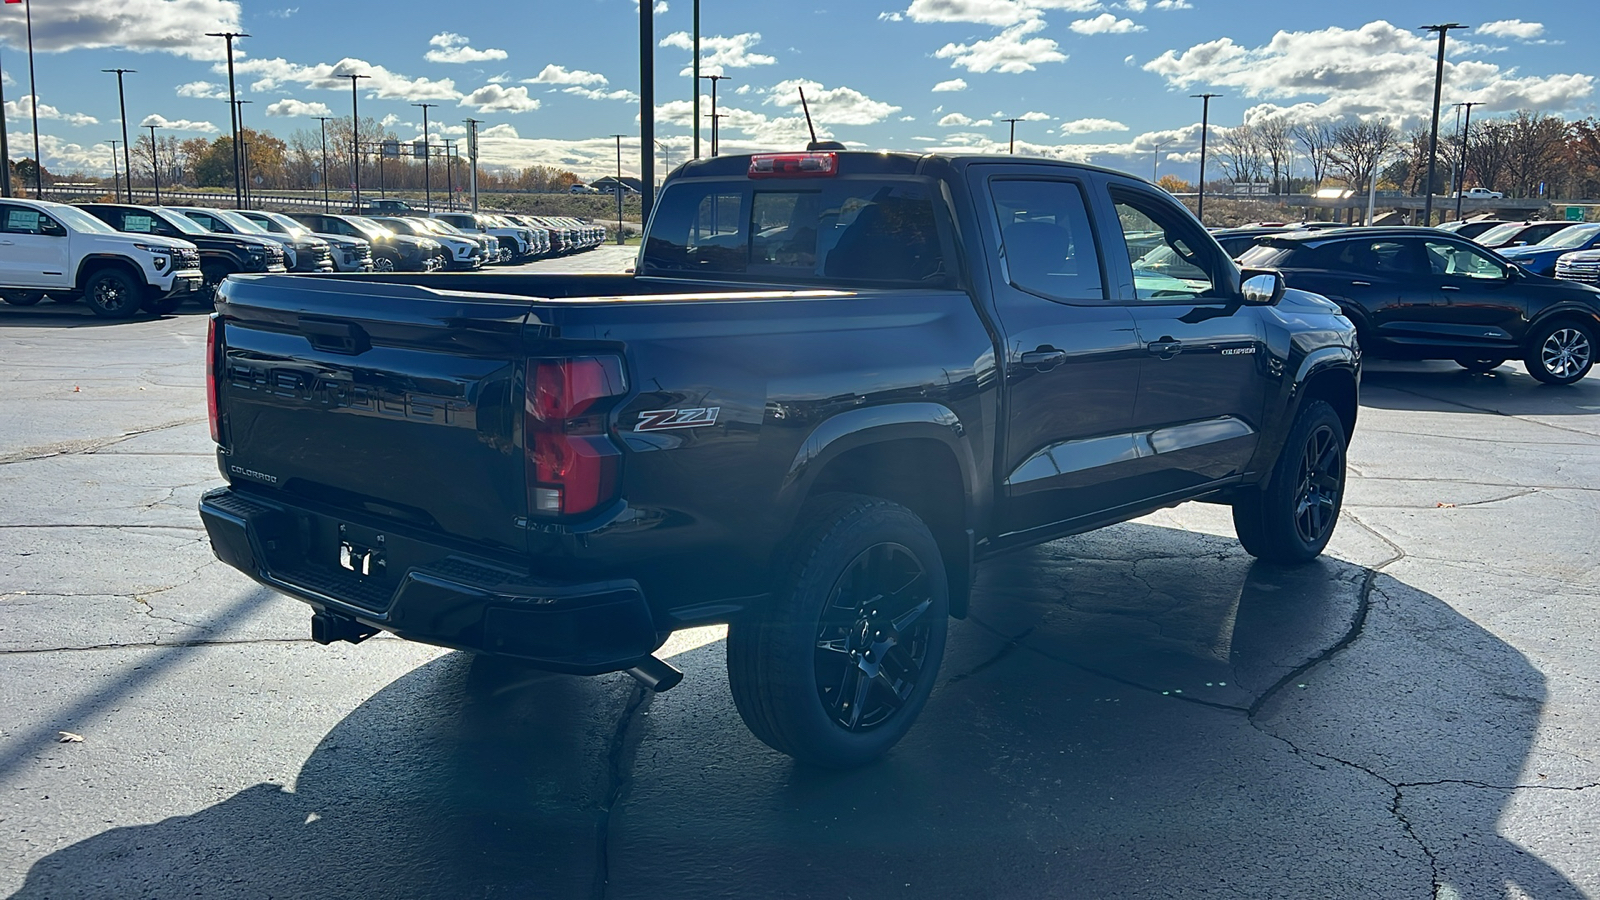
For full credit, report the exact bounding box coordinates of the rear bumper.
[199,487,660,674]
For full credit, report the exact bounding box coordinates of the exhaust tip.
[624,655,684,693]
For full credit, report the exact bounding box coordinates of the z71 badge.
[635,407,721,432]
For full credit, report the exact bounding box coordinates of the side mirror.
[40,219,66,237]
[1239,269,1285,305]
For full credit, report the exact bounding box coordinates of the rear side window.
[642,181,949,286]
[990,179,1103,303]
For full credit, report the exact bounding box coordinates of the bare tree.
[1503,110,1567,198]
[1292,121,1336,188]
[1328,118,1399,192]
[1218,123,1264,188]
[1467,118,1515,195]
[1255,116,1292,195]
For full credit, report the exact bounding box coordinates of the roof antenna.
[799,86,844,151]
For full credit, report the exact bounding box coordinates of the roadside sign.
[1566,206,1586,222]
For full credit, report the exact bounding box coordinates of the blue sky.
[1,0,1596,180]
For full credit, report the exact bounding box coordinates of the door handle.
[1441,285,1460,291]
[0,240,13,246]
[1019,348,1067,370]
[1350,280,1371,287]
[1146,339,1182,358]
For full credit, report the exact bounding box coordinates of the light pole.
[1002,117,1023,154]
[23,0,42,197]
[443,139,455,210]
[1420,23,1469,226]
[464,118,481,212]
[610,133,626,244]
[344,72,370,207]
[655,139,672,172]
[1191,93,1221,223]
[146,123,162,205]
[412,102,437,209]
[698,74,729,156]
[1454,101,1481,221]
[692,0,701,160]
[1152,138,1173,183]
[639,0,654,222]
[233,99,253,208]
[205,32,249,208]
[314,116,332,211]
[102,69,136,207]
[108,139,121,202]
[0,40,10,197]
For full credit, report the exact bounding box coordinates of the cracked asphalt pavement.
[3,259,1598,898]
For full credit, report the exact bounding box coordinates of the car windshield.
[155,210,211,235]
[1474,223,1528,245]
[51,205,119,235]
[261,212,311,238]
[211,209,271,235]
[346,216,394,239]
[374,218,420,235]
[1538,224,1600,250]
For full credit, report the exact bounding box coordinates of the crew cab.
[0,198,202,317]
[168,207,317,274]
[200,152,1360,767]
[81,204,285,306]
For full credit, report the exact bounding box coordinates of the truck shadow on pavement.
[1358,360,1600,417]
[10,524,1583,899]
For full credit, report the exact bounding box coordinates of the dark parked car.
[1240,227,1600,383]
[80,203,287,304]
[1473,220,1580,250]
[168,206,332,274]
[290,213,442,272]
[1436,218,1509,240]
[1498,223,1600,277]
[1211,226,1297,259]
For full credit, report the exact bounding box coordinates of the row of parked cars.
[0,196,605,319]
[1183,217,1600,384]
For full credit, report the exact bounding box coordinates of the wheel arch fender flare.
[777,402,978,514]
[1526,304,1600,340]
[1246,348,1359,486]
[74,254,149,290]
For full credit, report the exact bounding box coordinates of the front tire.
[372,254,398,273]
[2,291,43,306]
[82,269,144,319]
[727,495,948,768]
[1523,319,1595,385]
[1233,400,1347,564]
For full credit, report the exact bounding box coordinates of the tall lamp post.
[1003,117,1022,154]
[1152,138,1173,183]
[0,40,10,197]
[411,102,437,209]
[233,99,253,208]
[692,0,701,160]
[108,139,121,201]
[1420,23,1469,226]
[145,123,162,205]
[344,71,370,207]
[464,118,481,212]
[314,116,332,211]
[610,133,626,244]
[102,69,136,207]
[1191,92,1221,223]
[1453,100,1481,222]
[204,32,249,208]
[23,0,42,197]
[698,74,729,156]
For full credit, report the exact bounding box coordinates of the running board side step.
[624,655,684,693]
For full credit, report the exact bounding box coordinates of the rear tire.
[82,269,144,319]
[1232,400,1347,564]
[2,291,43,306]
[1523,319,1595,385]
[727,494,948,768]
[1455,357,1506,374]
[200,264,235,304]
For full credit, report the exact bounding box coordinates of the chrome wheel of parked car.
[372,256,397,273]
[1524,320,1595,385]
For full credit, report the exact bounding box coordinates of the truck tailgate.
[215,276,540,554]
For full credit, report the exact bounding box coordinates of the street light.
[102,69,136,207]
[1002,117,1024,154]
[314,116,333,211]
[698,74,730,156]
[464,118,481,212]
[610,133,626,244]
[655,139,672,172]
[233,99,253,208]
[1152,138,1173,183]
[23,0,42,197]
[412,102,437,210]
[1420,23,1470,226]
[344,72,370,207]
[108,139,122,202]
[205,32,250,207]
[709,113,727,158]
[1191,93,1221,223]
[146,123,162,205]
[1453,101,1481,222]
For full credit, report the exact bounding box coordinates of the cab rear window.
[641,181,950,286]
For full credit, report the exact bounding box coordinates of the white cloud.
[567,86,640,102]
[4,96,97,127]
[0,0,241,61]
[137,115,219,133]
[265,98,332,118]
[938,112,994,127]
[1016,110,1052,121]
[460,84,541,114]
[1478,20,1544,41]
[764,79,902,125]
[231,57,462,102]
[176,81,228,100]
[1070,13,1143,34]
[935,19,1066,73]
[659,31,777,76]
[932,78,968,92]
[898,0,1102,27]
[1154,0,1190,7]
[524,64,609,86]
[1059,117,1128,133]
[380,114,400,127]
[266,7,299,18]
[425,32,509,64]
[1143,20,1595,124]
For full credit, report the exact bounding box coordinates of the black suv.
[80,203,288,305]
[1240,227,1600,384]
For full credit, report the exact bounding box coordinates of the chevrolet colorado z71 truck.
[200,152,1360,766]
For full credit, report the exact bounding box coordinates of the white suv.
[0,198,203,317]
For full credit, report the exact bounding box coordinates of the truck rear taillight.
[749,152,838,178]
[206,314,222,445]
[525,357,627,517]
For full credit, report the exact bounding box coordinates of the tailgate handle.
[299,318,371,355]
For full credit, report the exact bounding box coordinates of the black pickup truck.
[200,152,1359,766]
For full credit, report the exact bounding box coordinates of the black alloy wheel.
[82,270,143,319]
[1455,357,1506,374]
[1233,399,1347,564]
[727,495,949,768]
[1523,319,1595,385]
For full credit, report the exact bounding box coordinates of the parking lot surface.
[2,251,1597,898]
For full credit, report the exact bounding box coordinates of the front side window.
[1423,240,1509,280]
[990,179,1103,303]
[2,206,60,236]
[1111,192,1220,301]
